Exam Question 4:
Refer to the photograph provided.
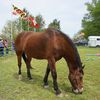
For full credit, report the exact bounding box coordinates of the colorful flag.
[12,5,26,18]
[12,5,40,28]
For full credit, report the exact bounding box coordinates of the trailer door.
[96,38,100,46]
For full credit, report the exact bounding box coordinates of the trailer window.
[97,38,100,40]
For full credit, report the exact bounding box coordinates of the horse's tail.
[22,52,27,63]
[22,52,33,69]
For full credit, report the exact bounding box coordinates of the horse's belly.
[25,46,47,59]
[31,52,47,59]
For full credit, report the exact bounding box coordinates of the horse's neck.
[64,46,80,71]
[65,59,80,74]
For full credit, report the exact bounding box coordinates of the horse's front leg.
[26,57,32,80]
[43,64,50,88]
[48,58,61,95]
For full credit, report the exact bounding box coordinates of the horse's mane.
[47,28,82,68]
[58,30,82,68]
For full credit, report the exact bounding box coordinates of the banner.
[12,5,26,18]
[12,5,40,28]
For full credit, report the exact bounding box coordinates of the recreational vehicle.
[88,36,100,47]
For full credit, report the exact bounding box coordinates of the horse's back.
[15,31,49,57]
[15,29,69,59]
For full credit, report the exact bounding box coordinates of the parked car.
[74,40,88,46]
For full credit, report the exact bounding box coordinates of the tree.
[35,14,45,32]
[2,20,18,40]
[73,31,85,42]
[81,0,100,38]
[48,19,61,30]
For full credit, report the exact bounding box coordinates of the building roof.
[88,36,100,39]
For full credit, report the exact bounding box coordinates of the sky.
[0,0,91,38]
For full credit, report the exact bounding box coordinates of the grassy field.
[0,47,100,100]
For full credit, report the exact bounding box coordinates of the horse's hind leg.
[26,57,32,80]
[43,63,50,88]
[48,57,61,95]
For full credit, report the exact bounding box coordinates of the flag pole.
[28,14,29,31]
[10,19,12,52]
[11,4,13,52]
[20,16,23,32]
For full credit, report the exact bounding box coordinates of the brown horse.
[15,28,84,95]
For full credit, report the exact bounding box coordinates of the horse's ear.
[81,62,85,69]
[82,64,85,69]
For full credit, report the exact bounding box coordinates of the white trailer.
[88,36,100,47]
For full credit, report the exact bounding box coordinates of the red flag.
[30,22,40,28]
[28,16,40,28]
[34,24,40,28]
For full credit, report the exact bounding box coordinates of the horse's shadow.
[13,72,72,94]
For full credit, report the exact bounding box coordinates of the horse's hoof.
[44,85,49,88]
[55,90,61,96]
[29,77,33,80]
[28,77,33,80]
[29,79,34,82]
[30,67,33,69]
[18,75,22,80]
[57,93,63,97]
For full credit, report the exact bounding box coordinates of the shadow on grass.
[13,72,72,94]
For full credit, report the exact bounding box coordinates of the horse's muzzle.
[72,88,83,94]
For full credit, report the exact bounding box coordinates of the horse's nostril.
[72,88,83,94]
[79,88,83,92]
[78,88,83,94]
[79,91,82,94]
[72,89,79,94]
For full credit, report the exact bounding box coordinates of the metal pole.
[21,18,23,32]
[28,15,29,31]
[11,5,13,52]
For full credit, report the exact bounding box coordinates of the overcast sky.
[0,0,91,37]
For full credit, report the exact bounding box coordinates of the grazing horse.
[15,28,84,95]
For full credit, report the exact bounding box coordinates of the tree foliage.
[48,19,61,30]
[35,14,45,32]
[82,0,100,38]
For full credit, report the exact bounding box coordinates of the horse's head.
[68,65,84,94]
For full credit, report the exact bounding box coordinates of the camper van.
[88,36,100,47]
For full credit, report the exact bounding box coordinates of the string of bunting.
[12,5,40,28]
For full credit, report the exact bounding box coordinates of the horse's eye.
[80,76,83,80]
[73,79,76,83]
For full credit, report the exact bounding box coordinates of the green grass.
[0,47,100,100]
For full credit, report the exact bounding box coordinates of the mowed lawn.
[0,47,100,100]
